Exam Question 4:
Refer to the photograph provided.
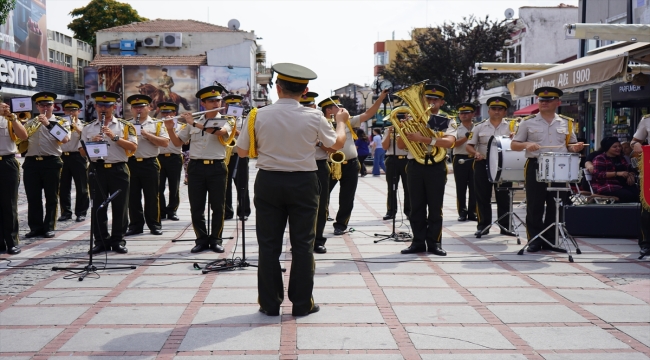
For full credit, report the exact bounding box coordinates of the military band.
[157,102,184,221]
[58,99,89,223]
[452,102,477,222]
[23,92,70,239]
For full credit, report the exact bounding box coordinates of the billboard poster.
[123,65,198,116]
[199,66,251,110]
[83,66,124,120]
[0,0,48,61]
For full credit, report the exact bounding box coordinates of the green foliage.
[339,95,360,116]
[67,0,148,48]
[0,0,16,25]
[381,16,517,113]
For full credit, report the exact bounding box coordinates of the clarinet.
[99,113,106,161]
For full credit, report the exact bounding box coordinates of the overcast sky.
[47,0,579,102]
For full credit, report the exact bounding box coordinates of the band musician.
[452,102,476,222]
[58,100,89,223]
[157,102,184,221]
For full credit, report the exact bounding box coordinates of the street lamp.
[357,88,374,130]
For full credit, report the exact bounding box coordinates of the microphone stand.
[52,137,136,281]
[374,98,411,243]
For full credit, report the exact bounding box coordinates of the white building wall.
[518,7,579,64]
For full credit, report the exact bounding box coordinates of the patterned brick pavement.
[0,162,648,360]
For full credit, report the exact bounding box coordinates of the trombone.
[150,109,224,123]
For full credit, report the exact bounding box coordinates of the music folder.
[204,118,227,129]
[133,124,142,136]
[49,122,69,142]
[85,141,109,158]
[226,105,243,117]
[427,114,449,131]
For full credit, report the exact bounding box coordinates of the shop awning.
[567,24,650,43]
[513,103,539,116]
[509,42,650,99]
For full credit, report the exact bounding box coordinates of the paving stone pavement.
[0,160,648,359]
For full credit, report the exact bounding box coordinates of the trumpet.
[151,109,224,123]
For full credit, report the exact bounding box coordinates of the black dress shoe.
[527,241,542,252]
[58,214,72,221]
[640,247,650,256]
[168,214,179,221]
[458,215,467,221]
[474,229,487,237]
[314,245,327,254]
[43,231,55,238]
[191,244,209,253]
[210,244,225,253]
[24,231,42,238]
[259,307,280,316]
[150,229,163,235]
[89,245,107,254]
[327,217,334,221]
[113,245,128,254]
[224,215,234,220]
[7,246,21,255]
[238,216,248,221]
[401,245,427,254]
[292,304,320,316]
[500,230,517,237]
[333,228,345,236]
[383,214,395,220]
[468,214,478,221]
[76,216,86,222]
[125,229,143,236]
[429,244,447,256]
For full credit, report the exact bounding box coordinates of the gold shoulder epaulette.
[118,118,137,136]
[475,119,488,125]
[518,114,535,121]
[642,114,650,120]
[558,114,575,122]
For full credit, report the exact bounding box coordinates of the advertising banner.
[123,65,198,116]
[83,66,124,120]
[0,0,48,61]
[199,66,251,110]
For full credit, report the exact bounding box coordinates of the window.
[65,55,72,68]
[64,35,72,47]
[49,49,55,63]
[374,51,388,66]
[55,32,60,43]
[507,45,521,63]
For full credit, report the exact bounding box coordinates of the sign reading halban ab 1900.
[0,57,38,87]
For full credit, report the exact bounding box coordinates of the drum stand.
[517,187,582,262]
[475,186,526,244]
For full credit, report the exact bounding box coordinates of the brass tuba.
[15,117,41,154]
[390,81,447,164]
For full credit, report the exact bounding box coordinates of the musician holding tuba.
[630,113,650,257]
[82,91,138,254]
[0,102,28,255]
[157,102,184,221]
[223,94,251,221]
[58,100,89,223]
[124,95,169,237]
[397,84,456,256]
[165,85,232,254]
[23,92,71,239]
[319,91,389,236]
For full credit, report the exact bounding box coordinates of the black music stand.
[375,99,412,243]
[52,140,136,281]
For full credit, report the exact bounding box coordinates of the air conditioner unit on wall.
[163,33,182,47]
[142,36,160,47]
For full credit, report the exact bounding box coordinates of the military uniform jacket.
[177,114,232,160]
[512,113,577,158]
[454,122,473,155]
[60,119,84,153]
[339,115,361,160]
[80,118,137,163]
[0,116,18,155]
[383,132,408,156]
[160,123,187,155]
[130,116,170,158]
[633,115,650,143]
[237,98,337,172]
[25,115,69,157]
[466,119,511,157]
[406,115,457,160]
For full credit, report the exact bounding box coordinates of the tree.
[0,0,16,25]
[339,95,360,116]
[381,16,516,113]
[68,0,148,48]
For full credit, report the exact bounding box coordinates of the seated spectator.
[591,137,638,203]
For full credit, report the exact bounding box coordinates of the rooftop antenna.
[504,8,515,19]
[228,19,241,31]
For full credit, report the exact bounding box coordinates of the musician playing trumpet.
[23,92,70,239]
[58,100,89,223]
[398,84,456,256]
[0,102,27,255]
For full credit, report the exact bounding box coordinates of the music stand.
[517,186,582,262]
[375,99,412,243]
[52,140,136,281]
[474,186,527,245]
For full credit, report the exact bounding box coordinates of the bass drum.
[487,135,526,183]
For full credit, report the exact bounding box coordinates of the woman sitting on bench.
[592,137,639,203]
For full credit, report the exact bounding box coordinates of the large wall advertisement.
[199,66,251,109]
[123,66,199,116]
[83,66,124,120]
[0,0,48,61]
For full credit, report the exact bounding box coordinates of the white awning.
[566,24,650,43]
[509,42,650,98]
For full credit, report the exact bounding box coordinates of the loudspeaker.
[564,204,639,238]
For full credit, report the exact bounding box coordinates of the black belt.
[27,155,58,161]
[0,154,16,160]
[190,159,224,165]
[159,153,181,157]
[386,155,407,159]
[129,157,156,162]
[455,154,471,157]
[95,162,126,169]
[62,152,80,156]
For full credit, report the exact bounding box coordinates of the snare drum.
[536,152,581,183]
[487,136,526,183]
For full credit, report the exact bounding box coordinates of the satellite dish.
[228,19,240,30]
[504,8,515,19]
